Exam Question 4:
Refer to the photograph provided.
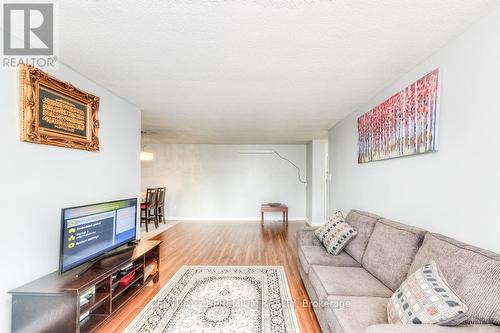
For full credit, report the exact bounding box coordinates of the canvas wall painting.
[358,69,440,163]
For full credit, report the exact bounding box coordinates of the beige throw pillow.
[314,212,357,255]
[387,261,469,325]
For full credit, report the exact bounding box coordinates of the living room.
[1,1,499,333]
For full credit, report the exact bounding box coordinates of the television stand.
[9,240,162,333]
[75,245,136,278]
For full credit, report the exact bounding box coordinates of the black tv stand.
[9,240,162,333]
[75,245,136,278]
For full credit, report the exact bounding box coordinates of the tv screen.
[59,198,137,273]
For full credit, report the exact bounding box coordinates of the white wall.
[306,139,328,225]
[312,139,327,224]
[0,64,141,331]
[306,143,313,221]
[328,5,500,253]
[141,144,306,220]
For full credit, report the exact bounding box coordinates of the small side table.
[260,204,288,226]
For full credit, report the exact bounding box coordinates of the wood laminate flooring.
[97,221,321,333]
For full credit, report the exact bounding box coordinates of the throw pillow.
[314,211,344,243]
[387,261,469,326]
[315,212,358,255]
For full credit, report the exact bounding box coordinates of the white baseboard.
[305,218,324,226]
[166,216,306,222]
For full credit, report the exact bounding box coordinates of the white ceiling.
[59,0,494,144]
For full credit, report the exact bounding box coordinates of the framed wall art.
[358,69,439,163]
[19,64,100,151]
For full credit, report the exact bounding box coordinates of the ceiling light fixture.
[140,130,154,161]
[140,151,154,161]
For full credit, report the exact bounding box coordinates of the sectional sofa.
[297,210,500,333]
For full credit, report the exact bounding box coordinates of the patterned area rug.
[125,266,300,333]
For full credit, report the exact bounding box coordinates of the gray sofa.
[297,210,500,333]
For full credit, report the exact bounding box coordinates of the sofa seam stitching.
[427,234,500,262]
[377,219,426,236]
[358,221,378,264]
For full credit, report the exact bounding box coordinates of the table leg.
[286,209,288,225]
[283,211,285,223]
[261,211,264,226]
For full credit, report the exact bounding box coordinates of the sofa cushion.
[362,218,427,291]
[367,324,500,333]
[344,210,379,263]
[409,233,500,325]
[299,245,361,274]
[308,265,393,302]
[296,227,322,247]
[388,261,469,325]
[324,296,389,333]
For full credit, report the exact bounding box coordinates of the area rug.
[125,266,300,333]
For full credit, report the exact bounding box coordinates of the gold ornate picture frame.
[19,64,100,151]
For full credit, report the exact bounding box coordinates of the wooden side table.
[260,204,288,226]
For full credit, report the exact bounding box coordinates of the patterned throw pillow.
[387,261,469,326]
[315,211,344,243]
[314,212,357,255]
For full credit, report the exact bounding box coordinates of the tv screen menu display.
[60,198,137,273]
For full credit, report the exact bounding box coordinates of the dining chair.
[141,188,157,232]
[156,187,166,225]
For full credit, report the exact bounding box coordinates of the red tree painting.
[358,69,439,163]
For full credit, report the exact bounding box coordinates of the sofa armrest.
[366,324,500,333]
[296,227,319,246]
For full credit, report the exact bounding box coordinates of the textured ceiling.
[59,0,494,144]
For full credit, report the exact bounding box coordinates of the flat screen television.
[59,198,138,274]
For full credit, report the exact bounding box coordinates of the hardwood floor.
[97,220,322,333]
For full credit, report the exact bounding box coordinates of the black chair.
[156,187,166,225]
[140,188,157,232]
